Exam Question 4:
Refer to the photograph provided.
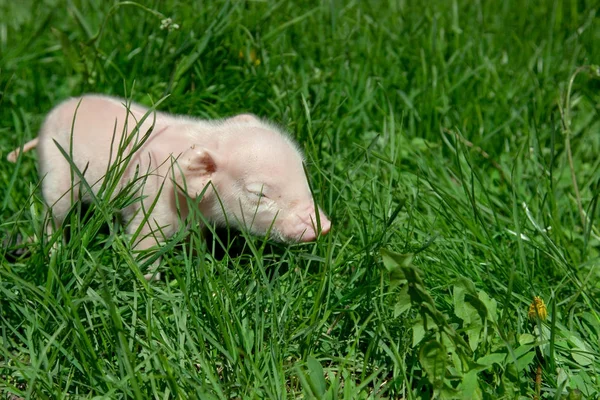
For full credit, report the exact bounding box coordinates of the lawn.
[1,0,599,398]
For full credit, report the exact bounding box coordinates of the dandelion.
[239,48,261,66]
[528,296,547,321]
[249,49,261,66]
[528,296,548,400]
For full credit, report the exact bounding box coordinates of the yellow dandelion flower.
[249,49,261,66]
[238,49,261,66]
[528,296,547,321]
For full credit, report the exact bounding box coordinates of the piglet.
[7,94,331,275]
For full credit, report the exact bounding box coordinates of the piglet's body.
[9,94,330,258]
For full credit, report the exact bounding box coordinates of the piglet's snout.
[295,206,331,242]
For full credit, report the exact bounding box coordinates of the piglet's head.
[175,122,331,242]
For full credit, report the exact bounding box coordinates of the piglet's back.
[37,95,171,188]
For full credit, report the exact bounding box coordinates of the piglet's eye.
[246,183,269,199]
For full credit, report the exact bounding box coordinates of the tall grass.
[1,0,599,398]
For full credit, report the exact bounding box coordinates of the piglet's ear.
[182,145,217,175]
[227,113,259,123]
[174,145,218,198]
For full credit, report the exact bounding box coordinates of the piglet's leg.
[38,132,83,244]
[135,235,163,282]
[124,197,180,282]
[42,187,79,251]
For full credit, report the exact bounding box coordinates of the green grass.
[1,0,600,398]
